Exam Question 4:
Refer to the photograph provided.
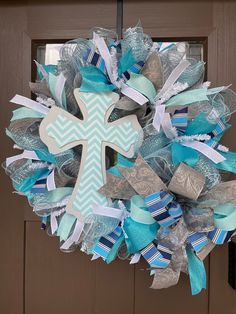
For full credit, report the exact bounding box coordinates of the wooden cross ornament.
[39,89,142,221]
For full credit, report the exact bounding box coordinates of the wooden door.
[0,1,236,314]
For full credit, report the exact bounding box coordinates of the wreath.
[4,24,236,294]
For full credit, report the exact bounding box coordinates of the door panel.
[25,222,134,314]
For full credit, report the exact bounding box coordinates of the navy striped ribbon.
[30,174,48,194]
[92,226,123,260]
[84,47,144,83]
[205,138,222,150]
[188,228,235,252]
[141,242,172,268]
[171,107,188,133]
[83,48,106,74]
[121,61,145,82]
[208,119,228,138]
[208,228,235,244]
[144,191,182,227]
[41,216,48,230]
[187,232,209,252]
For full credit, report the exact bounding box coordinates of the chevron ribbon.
[144,191,182,227]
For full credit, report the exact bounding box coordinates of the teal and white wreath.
[4,24,236,294]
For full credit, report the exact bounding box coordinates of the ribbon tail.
[10,94,49,115]
[6,150,40,167]
[141,242,172,268]
[130,253,141,264]
[46,169,56,191]
[60,220,84,250]
[186,248,206,295]
[153,104,165,132]
[92,226,124,263]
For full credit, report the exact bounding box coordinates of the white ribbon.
[34,60,49,80]
[93,32,149,106]
[181,140,226,164]
[10,94,49,115]
[130,253,141,264]
[93,202,130,238]
[6,150,40,167]
[153,105,165,132]
[91,254,100,261]
[54,72,66,106]
[93,203,129,221]
[50,207,66,235]
[120,84,149,106]
[153,59,190,132]
[93,32,116,85]
[46,169,56,191]
[60,220,84,250]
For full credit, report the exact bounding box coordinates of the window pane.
[35,40,205,67]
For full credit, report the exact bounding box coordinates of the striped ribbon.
[84,48,106,74]
[92,226,123,261]
[121,61,144,81]
[171,107,188,133]
[144,191,182,227]
[30,173,48,194]
[187,232,209,253]
[83,48,144,83]
[209,119,228,138]
[207,228,235,244]
[187,228,235,252]
[140,242,172,268]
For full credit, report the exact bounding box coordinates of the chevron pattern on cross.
[39,89,142,221]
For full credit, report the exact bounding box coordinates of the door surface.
[0,1,236,314]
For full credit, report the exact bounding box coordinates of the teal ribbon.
[165,87,227,108]
[48,73,67,109]
[214,151,236,174]
[80,48,156,101]
[171,111,231,167]
[16,168,50,194]
[57,212,76,241]
[123,196,158,254]
[165,88,208,107]
[214,203,236,231]
[80,66,115,92]
[171,142,199,167]
[107,153,134,177]
[187,248,206,295]
[186,112,217,136]
[11,107,45,121]
[37,64,57,80]
[100,196,158,263]
[126,73,156,103]
[35,148,57,164]
[106,233,125,264]
[118,48,137,75]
